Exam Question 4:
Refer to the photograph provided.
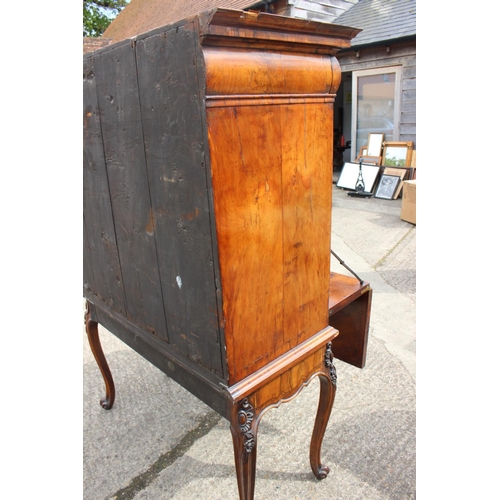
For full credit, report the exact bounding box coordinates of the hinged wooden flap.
[328,273,372,369]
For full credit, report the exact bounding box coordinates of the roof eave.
[337,34,416,54]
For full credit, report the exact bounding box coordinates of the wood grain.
[328,273,372,368]
[84,11,363,500]
[204,47,339,95]
[198,8,361,55]
[228,334,337,499]
[208,100,333,384]
[83,54,126,315]
[227,326,337,402]
[94,43,167,339]
[208,103,284,383]
[246,336,333,413]
[135,24,225,377]
[281,102,333,346]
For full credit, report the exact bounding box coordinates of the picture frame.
[366,133,384,157]
[381,141,414,167]
[382,166,408,198]
[358,155,381,166]
[336,162,381,192]
[374,174,401,200]
[357,146,368,158]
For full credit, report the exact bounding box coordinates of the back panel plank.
[83,219,96,294]
[83,54,126,314]
[135,25,224,377]
[94,43,167,338]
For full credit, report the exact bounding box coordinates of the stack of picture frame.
[336,133,415,200]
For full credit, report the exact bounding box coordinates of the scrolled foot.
[100,397,113,410]
[313,464,330,480]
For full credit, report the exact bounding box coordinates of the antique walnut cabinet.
[83,9,369,499]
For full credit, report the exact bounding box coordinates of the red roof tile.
[103,0,260,43]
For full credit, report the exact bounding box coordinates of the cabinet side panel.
[208,102,332,384]
[94,44,168,339]
[83,54,126,314]
[207,105,285,384]
[135,24,224,377]
[281,103,332,346]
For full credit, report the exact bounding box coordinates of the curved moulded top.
[199,9,359,98]
[204,47,342,96]
[197,8,361,56]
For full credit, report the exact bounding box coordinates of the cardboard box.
[400,180,416,224]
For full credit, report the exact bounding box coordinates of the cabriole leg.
[85,300,115,410]
[310,342,337,479]
[230,398,258,500]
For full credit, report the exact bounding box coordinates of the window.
[351,67,401,160]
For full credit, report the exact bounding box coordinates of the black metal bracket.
[330,249,364,286]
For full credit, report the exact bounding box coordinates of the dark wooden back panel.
[135,22,224,378]
[93,43,167,338]
[83,54,127,315]
[83,23,225,379]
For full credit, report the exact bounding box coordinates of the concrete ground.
[83,180,416,500]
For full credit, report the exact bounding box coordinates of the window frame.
[351,66,402,161]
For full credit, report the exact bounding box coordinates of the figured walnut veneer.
[204,47,341,96]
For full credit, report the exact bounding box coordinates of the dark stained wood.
[328,272,370,314]
[83,54,126,315]
[93,42,167,339]
[328,273,372,368]
[91,295,230,418]
[83,222,96,296]
[135,22,225,378]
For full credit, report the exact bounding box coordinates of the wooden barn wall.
[270,0,359,23]
[336,41,417,147]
